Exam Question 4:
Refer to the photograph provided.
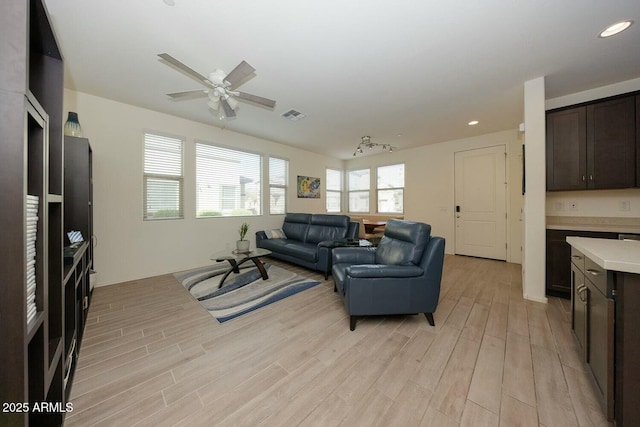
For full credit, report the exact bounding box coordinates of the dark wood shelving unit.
[1,1,93,425]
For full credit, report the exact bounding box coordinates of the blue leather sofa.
[256,213,359,278]
[331,219,445,330]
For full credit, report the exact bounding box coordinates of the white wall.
[545,77,640,219]
[522,77,548,303]
[64,89,343,286]
[345,129,524,264]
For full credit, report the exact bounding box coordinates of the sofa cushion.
[306,214,350,244]
[375,220,431,266]
[268,241,318,262]
[282,213,311,242]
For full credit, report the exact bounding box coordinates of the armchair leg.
[333,283,337,292]
[324,272,329,280]
[350,316,357,331]
[424,312,435,327]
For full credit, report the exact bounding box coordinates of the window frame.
[347,168,371,213]
[143,131,185,221]
[195,140,263,218]
[325,168,343,213]
[376,163,405,214]
[268,156,288,215]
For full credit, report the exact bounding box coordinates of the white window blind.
[326,168,342,212]
[196,142,261,217]
[269,157,288,215]
[143,133,184,220]
[348,168,370,213]
[377,163,404,213]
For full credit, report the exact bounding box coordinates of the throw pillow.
[265,229,287,239]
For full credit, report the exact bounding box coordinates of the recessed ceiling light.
[599,20,633,38]
[468,120,479,126]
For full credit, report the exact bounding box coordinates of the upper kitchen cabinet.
[546,94,637,191]
[546,106,587,190]
[637,95,640,186]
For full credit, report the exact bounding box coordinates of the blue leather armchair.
[331,219,445,331]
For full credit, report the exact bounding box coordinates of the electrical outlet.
[569,202,579,211]
[619,200,631,211]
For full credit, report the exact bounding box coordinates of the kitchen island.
[566,237,640,426]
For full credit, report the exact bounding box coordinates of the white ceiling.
[44,0,640,159]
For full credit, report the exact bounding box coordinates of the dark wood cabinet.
[546,229,616,298]
[0,1,92,424]
[615,272,640,427]
[570,247,615,421]
[586,96,636,189]
[546,94,637,191]
[63,136,94,400]
[637,95,640,186]
[546,107,587,190]
[1,1,66,425]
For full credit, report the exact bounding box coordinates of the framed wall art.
[297,175,321,198]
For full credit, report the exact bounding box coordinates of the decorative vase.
[64,111,83,137]
[236,240,250,252]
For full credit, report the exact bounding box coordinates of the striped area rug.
[174,262,321,323]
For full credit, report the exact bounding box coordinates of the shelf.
[48,193,62,203]
[26,311,45,342]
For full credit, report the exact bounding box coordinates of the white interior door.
[454,145,507,260]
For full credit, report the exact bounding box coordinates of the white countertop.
[566,237,640,274]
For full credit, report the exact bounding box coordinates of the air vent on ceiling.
[281,109,306,121]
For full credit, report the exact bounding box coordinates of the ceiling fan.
[158,53,276,119]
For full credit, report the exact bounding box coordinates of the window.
[326,168,342,212]
[269,157,288,214]
[348,168,370,212]
[377,163,404,213]
[143,133,184,220]
[196,142,261,217]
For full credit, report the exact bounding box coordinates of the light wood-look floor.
[66,255,611,426]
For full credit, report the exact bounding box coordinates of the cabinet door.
[586,279,614,419]
[586,96,636,189]
[571,262,587,361]
[546,107,587,190]
[636,95,640,187]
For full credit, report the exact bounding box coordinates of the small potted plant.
[236,222,250,252]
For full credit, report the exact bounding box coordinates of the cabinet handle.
[582,175,586,182]
[589,175,593,181]
[577,284,588,302]
[586,269,601,276]
[571,255,582,260]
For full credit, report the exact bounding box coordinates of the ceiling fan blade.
[220,98,236,118]
[166,89,208,99]
[158,53,213,88]
[236,91,276,108]
[223,60,255,87]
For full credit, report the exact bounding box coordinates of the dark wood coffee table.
[210,248,272,288]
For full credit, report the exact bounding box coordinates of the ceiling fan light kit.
[158,53,276,120]
[353,136,395,157]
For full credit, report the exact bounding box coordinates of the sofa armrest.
[347,221,360,239]
[346,264,423,278]
[255,231,268,247]
[332,247,376,265]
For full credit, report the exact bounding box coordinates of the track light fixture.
[352,136,396,157]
